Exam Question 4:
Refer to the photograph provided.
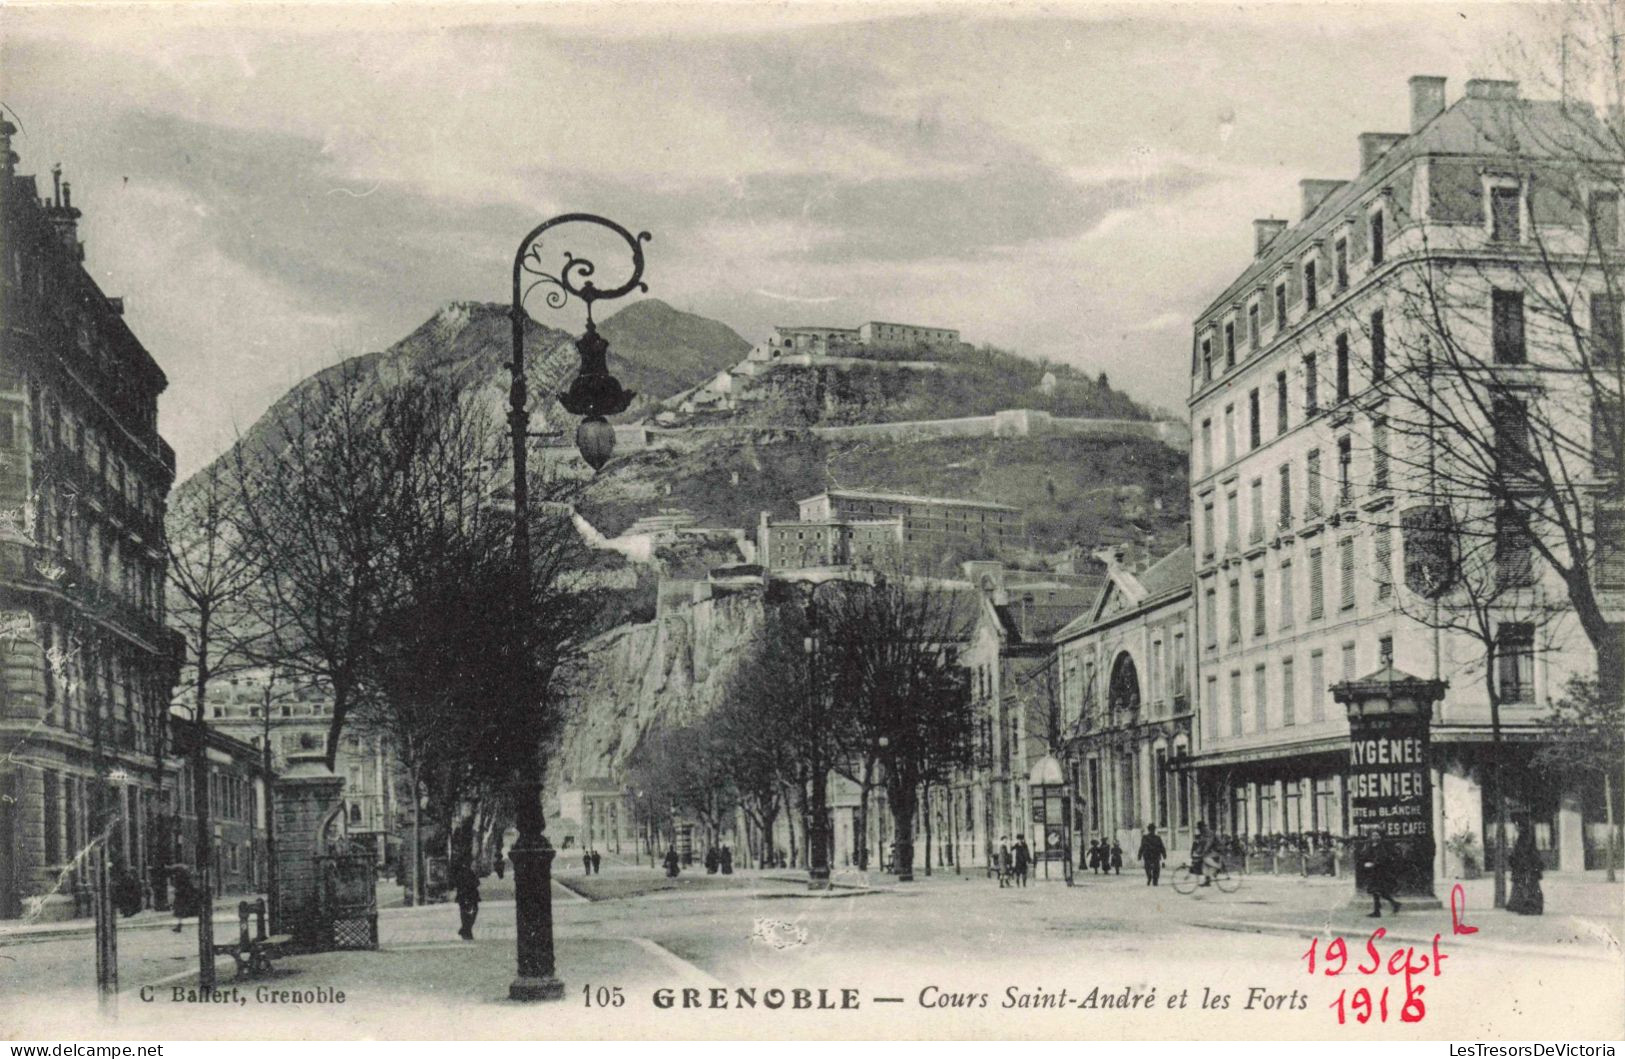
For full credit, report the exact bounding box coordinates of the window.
[1202,499,1216,559]
[1282,657,1296,726]
[1304,354,1319,415]
[1495,395,1532,477]
[1252,569,1266,637]
[1370,210,1385,266]
[1493,290,1526,363]
[1276,371,1289,436]
[1495,507,1534,587]
[1310,650,1326,722]
[1335,237,1349,290]
[1304,259,1318,311]
[1598,398,1623,474]
[1598,506,1625,587]
[1228,578,1242,644]
[1172,632,1186,701]
[1372,417,1390,492]
[1491,185,1522,242]
[1376,526,1394,600]
[1224,404,1236,464]
[1204,588,1218,648]
[1337,435,1353,506]
[1379,634,1394,665]
[1248,389,1261,450]
[1249,478,1264,543]
[1309,547,1325,619]
[1371,309,1387,382]
[1201,419,1213,474]
[1335,333,1351,401]
[1225,321,1236,370]
[1592,294,1622,364]
[1254,664,1268,731]
[1229,669,1243,737]
[1226,490,1239,551]
[1279,559,1295,628]
[1150,639,1164,703]
[1249,303,1261,350]
[1590,190,1620,249]
[1339,537,1357,610]
[43,771,59,865]
[1496,623,1535,702]
[1275,282,1288,326]
[1306,448,1323,518]
[1278,463,1292,528]
[1205,675,1219,738]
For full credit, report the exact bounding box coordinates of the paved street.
[4,862,1620,1040]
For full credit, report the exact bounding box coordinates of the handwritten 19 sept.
[1300,883,1478,1025]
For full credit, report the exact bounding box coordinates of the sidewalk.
[0,894,269,945]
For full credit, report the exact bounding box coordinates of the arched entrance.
[1108,651,1141,712]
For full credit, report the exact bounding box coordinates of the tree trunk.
[923,784,933,877]
[1486,662,1508,909]
[1606,770,1618,884]
[886,778,919,882]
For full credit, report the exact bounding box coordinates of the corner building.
[1187,76,1620,876]
[0,123,183,918]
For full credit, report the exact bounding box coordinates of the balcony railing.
[1,541,169,647]
[36,446,164,541]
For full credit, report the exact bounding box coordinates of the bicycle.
[1171,857,1240,895]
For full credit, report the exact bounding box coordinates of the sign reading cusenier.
[1332,664,1448,902]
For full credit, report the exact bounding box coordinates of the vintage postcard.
[0,0,1622,1042]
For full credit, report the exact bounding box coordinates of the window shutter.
[1340,538,1356,610]
[1309,548,1325,618]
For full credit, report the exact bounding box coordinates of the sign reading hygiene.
[1348,731,1431,838]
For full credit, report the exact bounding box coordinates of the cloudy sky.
[1,1,1547,476]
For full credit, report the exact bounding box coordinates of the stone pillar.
[272,752,345,949]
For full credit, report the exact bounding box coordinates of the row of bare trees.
[163,361,602,902]
[626,573,975,880]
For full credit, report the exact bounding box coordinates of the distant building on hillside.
[757,510,904,571]
[801,489,1025,557]
[748,321,961,361]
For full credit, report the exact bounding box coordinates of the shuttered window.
[1281,658,1296,727]
[1279,559,1295,629]
[1229,670,1243,737]
[1371,309,1387,381]
[1228,578,1242,644]
[1340,537,1357,610]
[1253,569,1266,638]
[1309,547,1325,619]
[1376,526,1394,600]
[1373,417,1390,492]
[1254,664,1269,731]
[1309,651,1326,722]
[1279,464,1293,527]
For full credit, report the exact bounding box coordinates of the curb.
[0,913,247,947]
[1193,917,1623,964]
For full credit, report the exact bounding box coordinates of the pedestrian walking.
[1360,829,1402,918]
[1507,821,1545,916]
[582,849,592,876]
[704,845,720,875]
[169,864,195,933]
[663,845,680,878]
[996,837,1011,888]
[1137,824,1167,886]
[1012,836,1031,887]
[494,840,505,879]
[452,859,481,940]
[590,849,602,875]
[1087,840,1101,874]
[1110,840,1123,875]
[720,846,734,875]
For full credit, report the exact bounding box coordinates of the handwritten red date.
[1302,928,1448,1024]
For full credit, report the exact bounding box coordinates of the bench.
[212,899,292,979]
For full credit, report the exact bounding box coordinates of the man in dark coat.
[704,845,720,874]
[1361,830,1401,917]
[1012,837,1031,887]
[1109,840,1124,875]
[719,846,734,875]
[452,859,481,940]
[663,845,680,878]
[589,849,602,875]
[582,848,592,875]
[1507,822,1544,915]
[493,841,505,879]
[1137,824,1167,886]
[169,865,195,933]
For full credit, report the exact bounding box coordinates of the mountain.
[596,298,751,401]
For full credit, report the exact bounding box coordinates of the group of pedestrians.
[703,845,735,875]
[580,848,602,875]
[993,835,1032,887]
[1085,838,1124,875]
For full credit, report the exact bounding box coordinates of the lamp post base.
[509,975,566,1002]
[807,867,830,891]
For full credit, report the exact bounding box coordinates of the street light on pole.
[505,214,649,1002]
[791,581,832,891]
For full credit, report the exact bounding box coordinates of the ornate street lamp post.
[506,214,649,1002]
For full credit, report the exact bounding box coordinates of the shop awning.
[1188,735,1348,768]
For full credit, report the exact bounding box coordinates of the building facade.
[1187,75,1620,874]
[756,510,904,571]
[798,490,1025,560]
[167,715,271,898]
[1053,546,1196,861]
[204,672,402,869]
[0,125,183,920]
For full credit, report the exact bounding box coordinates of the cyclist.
[1190,821,1220,886]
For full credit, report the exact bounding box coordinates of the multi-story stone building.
[748,321,961,361]
[167,715,271,897]
[0,125,183,920]
[204,673,402,869]
[798,490,1025,560]
[1053,545,1196,861]
[1187,75,1620,874]
[756,509,904,571]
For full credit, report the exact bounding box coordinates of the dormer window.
[1370,208,1386,266]
[1304,259,1319,311]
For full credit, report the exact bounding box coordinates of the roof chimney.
[1254,218,1288,257]
[1358,132,1407,173]
[1464,79,1519,101]
[1409,75,1447,132]
[0,117,16,179]
[46,165,82,258]
[1299,179,1348,220]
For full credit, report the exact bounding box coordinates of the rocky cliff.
[549,587,765,789]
